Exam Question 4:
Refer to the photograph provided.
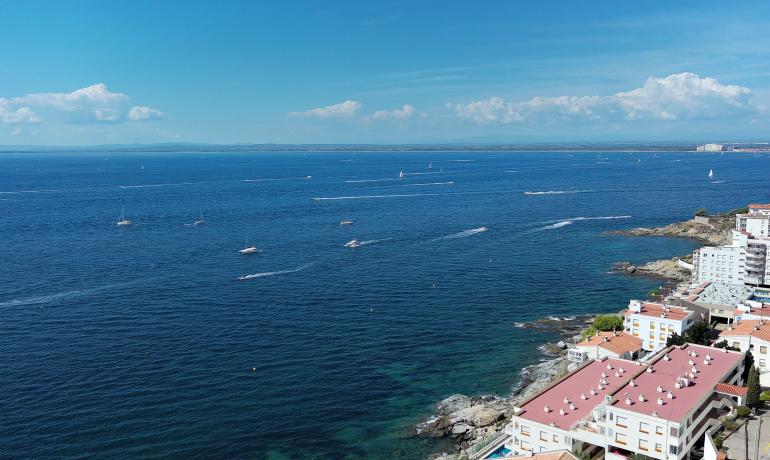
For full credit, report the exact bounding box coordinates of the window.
[639,422,650,434]
[639,439,649,451]
[761,346,768,354]
[552,434,559,443]
[669,444,679,455]
[615,433,627,445]
[669,426,678,437]
[649,332,655,339]
[655,426,663,436]
[633,320,639,327]
[521,426,530,436]
[540,431,548,442]
[760,360,767,368]
[616,416,628,428]
[655,443,663,453]
[633,330,639,337]
[733,342,740,349]
[515,422,519,429]
[650,323,655,330]
[659,333,666,340]
[521,441,530,450]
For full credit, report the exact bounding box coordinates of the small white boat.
[238,275,250,280]
[399,170,405,179]
[239,246,259,255]
[194,211,205,226]
[116,205,132,226]
[428,161,433,169]
[340,219,353,226]
[708,169,714,179]
[344,239,362,248]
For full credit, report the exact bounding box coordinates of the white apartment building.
[696,144,725,152]
[623,300,700,353]
[693,204,770,287]
[719,319,770,386]
[504,344,744,460]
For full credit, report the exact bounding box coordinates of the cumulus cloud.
[367,104,416,121]
[449,72,759,124]
[128,106,166,121]
[291,100,362,119]
[0,83,164,124]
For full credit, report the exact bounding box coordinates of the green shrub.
[761,391,770,402]
[722,417,738,431]
[714,435,724,450]
[695,208,709,217]
[736,405,751,418]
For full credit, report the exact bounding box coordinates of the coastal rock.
[436,394,472,415]
[614,258,691,281]
[607,217,730,246]
[556,340,567,349]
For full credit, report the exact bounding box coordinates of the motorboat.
[340,219,353,226]
[344,239,362,248]
[239,246,260,254]
[194,212,205,226]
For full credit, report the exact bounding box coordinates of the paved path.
[724,415,770,460]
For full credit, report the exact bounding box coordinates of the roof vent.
[688,359,694,366]
[590,388,597,396]
[691,366,698,373]
[581,393,587,400]
[607,363,613,370]
[638,394,646,402]
[615,372,620,378]
[569,402,576,410]
[625,397,632,405]
[647,367,654,374]
[598,384,604,390]
[601,378,608,386]
[705,353,712,361]
[619,367,625,373]
[559,408,566,415]
[652,411,659,417]
[690,351,698,357]
[544,405,551,413]
[601,372,607,378]
[667,391,674,399]
[563,397,570,404]
[630,379,636,387]
[703,359,710,366]
[657,385,664,393]
[657,397,664,405]
[664,354,671,361]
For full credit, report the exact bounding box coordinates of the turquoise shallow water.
[1,151,767,458]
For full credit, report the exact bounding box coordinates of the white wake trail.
[431,227,488,241]
[524,190,596,195]
[238,263,313,280]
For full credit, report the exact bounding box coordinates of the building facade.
[719,319,770,386]
[569,331,642,363]
[504,344,744,460]
[623,300,700,353]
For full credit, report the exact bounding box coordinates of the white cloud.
[449,72,759,124]
[128,106,166,121]
[291,100,362,119]
[0,83,164,124]
[367,104,416,121]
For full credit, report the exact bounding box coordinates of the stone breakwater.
[417,316,590,459]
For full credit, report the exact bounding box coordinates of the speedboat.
[238,275,250,280]
[116,205,132,226]
[344,239,362,248]
[239,246,260,254]
[340,219,353,226]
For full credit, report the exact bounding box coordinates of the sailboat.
[428,161,433,170]
[194,211,205,226]
[399,170,405,179]
[116,205,132,226]
[708,169,714,179]
[239,239,260,254]
[340,219,353,226]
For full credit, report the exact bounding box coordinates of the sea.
[1,150,768,459]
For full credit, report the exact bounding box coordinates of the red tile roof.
[625,302,692,321]
[749,204,770,209]
[714,383,748,397]
[719,320,770,342]
[576,332,643,355]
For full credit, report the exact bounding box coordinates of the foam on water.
[238,263,313,280]
[524,190,596,195]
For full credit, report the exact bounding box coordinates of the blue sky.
[2,0,770,145]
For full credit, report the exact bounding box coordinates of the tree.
[714,340,741,351]
[742,352,754,383]
[666,332,687,347]
[747,365,761,408]
[695,208,709,217]
[593,314,624,331]
[685,319,712,345]
[736,405,751,418]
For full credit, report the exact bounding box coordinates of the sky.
[2,0,770,145]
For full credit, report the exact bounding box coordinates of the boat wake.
[524,190,595,195]
[541,215,631,224]
[431,227,488,241]
[533,220,573,231]
[0,279,154,308]
[394,181,454,187]
[238,263,313,280]
[345,178,401,183]
[709,180,727,184]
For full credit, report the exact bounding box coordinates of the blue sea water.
[1,151,768,459]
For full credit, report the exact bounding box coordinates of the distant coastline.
[2,141,770,154]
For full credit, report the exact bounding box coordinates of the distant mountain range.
[0,141,768,153]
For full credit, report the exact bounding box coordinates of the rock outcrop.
[608,218,730,246]
[613,258,692,281]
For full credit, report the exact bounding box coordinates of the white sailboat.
[340,219,353,226]
[399,170,405,179]
[708,169,714,179]
[239,238,260,254]
[116,205,132,226]
[194,211,205,226]
[428,161,433,170]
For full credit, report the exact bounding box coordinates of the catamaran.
[708,169,714,179]
[116,205,132,226]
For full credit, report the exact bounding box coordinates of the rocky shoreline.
[417,212,735,459]
[417,316,590,460]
